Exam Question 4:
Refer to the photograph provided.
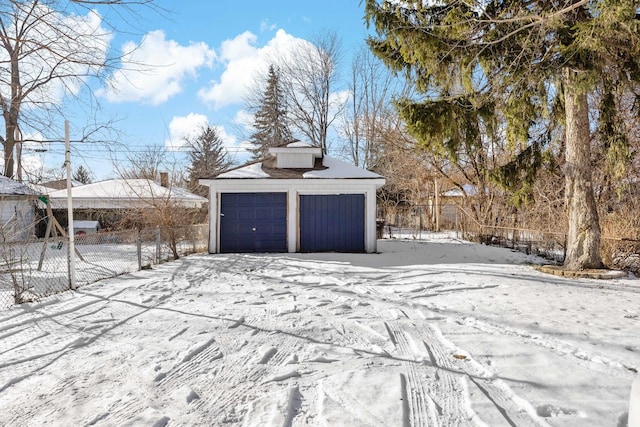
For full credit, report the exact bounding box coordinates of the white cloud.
[233,109,255,132]
[260,20,277,32]
[20,154,46,182]
[165,113,209,150]
[165,113,237,151]
[99,30,215,105]
[198,29,308,110]
[214,127,238,148]
[329,89,351,122]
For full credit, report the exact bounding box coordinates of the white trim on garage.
[200,145,385,254]
[205,179,382,254]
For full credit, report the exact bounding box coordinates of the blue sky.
[23,0,373,181]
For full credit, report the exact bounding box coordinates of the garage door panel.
[299,194,365,252]
[220,192,287,253]
[238,209,253,220]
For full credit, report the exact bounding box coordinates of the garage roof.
[216,155,383,180]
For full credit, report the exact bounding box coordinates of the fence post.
[136,230,142,271]
[155,227,161,264]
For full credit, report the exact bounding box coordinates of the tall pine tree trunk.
[562,68,602,270]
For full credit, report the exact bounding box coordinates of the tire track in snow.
[193,333,302,422]
[173,304,303,424]
[100,391,151,426]
[385,321,454,427]
[154,335,222,385]
[415,323,549,427]
[103,338,223,425]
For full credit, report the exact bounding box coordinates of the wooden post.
[434,178,440,232]
[65,120,76,290]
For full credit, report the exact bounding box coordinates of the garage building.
[200,142,385,253]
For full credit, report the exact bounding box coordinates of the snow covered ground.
[0,235,638,426]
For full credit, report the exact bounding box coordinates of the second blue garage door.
[220,193,287,253]
[299,194,365,252]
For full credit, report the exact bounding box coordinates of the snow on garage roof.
[286,141,314,148]
[216,162,270,179]
[213,155,383,180]
[303,156,383,179]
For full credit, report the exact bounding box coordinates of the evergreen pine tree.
[249,65,292,160]
[186,125,232,197]
[72,165,92,184]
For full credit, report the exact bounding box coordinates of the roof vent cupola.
[268,141,322,169]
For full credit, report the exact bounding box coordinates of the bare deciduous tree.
[339,46,408,169]
[278,31,344,154]
[0,0,158,180]
[115,145,171,181]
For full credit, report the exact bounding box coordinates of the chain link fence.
[380,204,640,271]
[0,224,208,310]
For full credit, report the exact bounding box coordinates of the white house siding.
[206,179,383,254]
[0,198,35,241]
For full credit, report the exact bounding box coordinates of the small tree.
[115,180,205,260]
[185,125,231,197]
[72,165,92,184]
[248,64,292,159]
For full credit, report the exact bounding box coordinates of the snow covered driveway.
[0,237,638,426]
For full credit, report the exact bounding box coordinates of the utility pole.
[65,120,76,290]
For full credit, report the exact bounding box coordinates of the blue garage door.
[220,193,287,253]
[299,194,365,252]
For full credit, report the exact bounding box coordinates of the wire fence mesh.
[0,224,208,311]
[379,204,640,270]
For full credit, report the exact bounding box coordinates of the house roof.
[0,176,37,196]
[444,183,478,197]
[41,179,84,189]
[214,155,383,180]
[44,179,207,209]
[26,182,55,195]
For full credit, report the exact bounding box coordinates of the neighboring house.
[40,179,84,190]
[42,179,208,228]
[26,182,57,196]
[200,141,386,254]
[0,176,38,241]
[442,183,478,198]
[438,183,478,227]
